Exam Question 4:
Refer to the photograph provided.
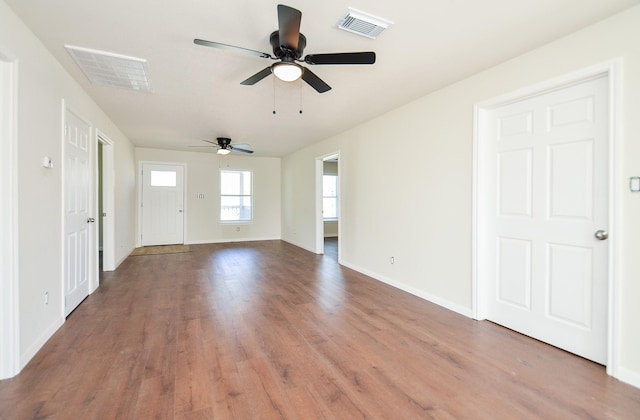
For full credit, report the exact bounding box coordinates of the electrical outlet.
[390,256,395,264]
[45,291,49,305]
[236,226,240,232]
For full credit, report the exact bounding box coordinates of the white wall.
[0,0,137,374]
[324,221,338,238]
[136,148,281,244]
[281,5,640,385]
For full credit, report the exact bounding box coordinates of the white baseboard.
[186,236,281,245]
[116,246,135,268]
[340,260,474,319]
[281,238,317,254]
[20,316,64,371]
[616,367,640,390]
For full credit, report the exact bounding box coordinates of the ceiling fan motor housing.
[217,137,232,148]
[270,30,306,59]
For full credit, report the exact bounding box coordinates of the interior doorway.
[315,153,339,256]
[97,132,115,271]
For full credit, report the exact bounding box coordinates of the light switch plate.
[630,177,640,192]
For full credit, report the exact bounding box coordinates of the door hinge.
[64,124,68,136]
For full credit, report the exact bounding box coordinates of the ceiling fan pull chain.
[299,79,303,114]
[272,77,277,115]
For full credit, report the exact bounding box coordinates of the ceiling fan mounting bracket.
[269,30,306,59]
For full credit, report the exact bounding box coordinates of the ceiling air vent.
[337,8,393,39]
[65,45,152,92]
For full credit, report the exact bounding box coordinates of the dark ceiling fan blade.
[188,145,217,148]
[277,4,302,50]
[304,52,376,65]
[240,67,273,85]
[201,139,220,145]
[301,68,331,93]
[230,146,254,154]
[194,39,273,59]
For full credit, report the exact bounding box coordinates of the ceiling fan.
[194,4,376,93]
[189,138,254,155]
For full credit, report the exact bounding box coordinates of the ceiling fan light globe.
[217,148,231,155]
[272,62,302,82]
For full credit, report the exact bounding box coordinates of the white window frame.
[220,170,253,222]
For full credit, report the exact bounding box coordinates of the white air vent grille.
[65,45,152,92]
[337,8,393,39]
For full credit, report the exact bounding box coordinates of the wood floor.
[1,239,639,419]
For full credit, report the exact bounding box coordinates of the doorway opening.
[97,132,115,272]
[315,153,340,257]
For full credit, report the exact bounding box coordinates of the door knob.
[594,230,608,240]
[87,218,95,223]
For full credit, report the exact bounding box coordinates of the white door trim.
[314,158,324,254]
[0,50,19,379]
[472,59,623,378]
[137,160,187,247]
[97,131,115,271]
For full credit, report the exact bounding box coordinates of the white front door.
[141,163,184,246]
[64,109,93,316]
[482,76,609,364]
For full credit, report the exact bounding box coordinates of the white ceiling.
[6,0,639,157]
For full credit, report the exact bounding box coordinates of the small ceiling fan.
[189,138,254,155]
[194,4,376,93]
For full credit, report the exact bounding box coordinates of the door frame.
[96,131,115,271]
[472,59,623,377]
[0,50,19,379]
[137,161,187,247]
[315,151,340,256]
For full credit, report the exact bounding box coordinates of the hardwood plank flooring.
[1,238,639,419]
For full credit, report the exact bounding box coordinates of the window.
[220,170,252,221]
[150,170,176,187]
[323,175,338,220]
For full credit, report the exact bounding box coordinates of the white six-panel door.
[483,76,609,364]
[141,163,184,246]
[64,109,92,316]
